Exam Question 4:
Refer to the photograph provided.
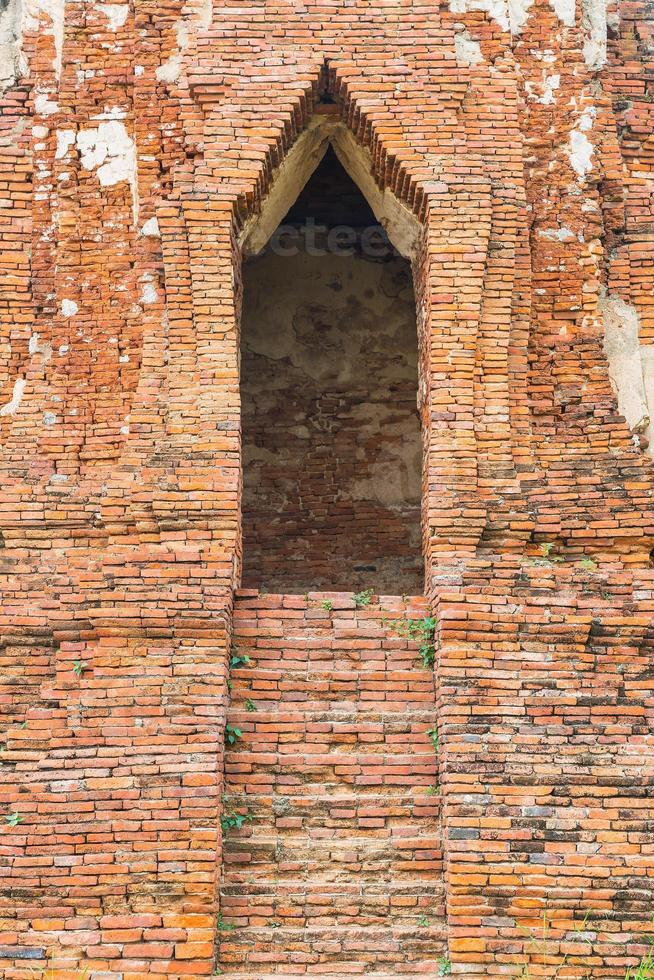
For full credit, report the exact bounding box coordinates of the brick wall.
[0,0,653,976]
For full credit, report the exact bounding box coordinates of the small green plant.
[417,914,429,927]
[579,557,598,571]
[353,588,373,607]
[426,785,440,795]
[224,724,243,746]
[244,698,256,712]
[540,542,565,563]
[321,600,333,611]
[268,920,281,929]
[437,955,452,976]
[221,809,252,834]
[387,615,437,668]
[426,727,439,752]
[230,650,250,669]
[216,912,236,932]
[625,924,654,980]
[72,659,87,677]
[5,811,23,828]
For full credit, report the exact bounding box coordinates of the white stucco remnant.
[0,377,26,416]
[97,3,128,29]
[0,0,23,90]
[196,0,212,28]
[449,0,534,32]
[141,216,160,237]
[43,410,56,425]
[508,0,534,33]
[78,120,134,185]
[540,73,560,104]
[35,90,59,116]
[140,282,157,305]
[539,226,575,241]
[25,0,65,75]
[1,0,66,90]
[568,129,594,176]
[156,18,188,83]
[449,0,510,30]
[156,53,181,83]
[55,127,75,159]
[61,298,78,317]
[454,29,483,66]
[29,331,52,360]
[567,107,596,178]
[525,72,561,104]
[549,0,576,26]
[76,119,138,220]
[601,295,652,446]
[581,0,607,69]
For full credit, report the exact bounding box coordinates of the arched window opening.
[240,144,423,593]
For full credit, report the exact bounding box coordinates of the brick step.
[220,883,444,927]
[217,974,436,979]
[222,836,442,880]
[220,592,442,975]
[219,791,440,832]
[230,704,436,727]
[224,718,436,750]
[229,671,434,704]
[218,922,445,971]
[226,717,436,737]
[231,654,431,675]
[230,634,430,653]
[222,824,440,847]
[218,975,439,979]
[225,776,437,796]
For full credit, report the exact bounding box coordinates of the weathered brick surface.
[219,592,444,975]
[0,0,653,976]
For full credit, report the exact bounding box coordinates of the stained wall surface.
[0,0,653,977]
[241,153,422,593]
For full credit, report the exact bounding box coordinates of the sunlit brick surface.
[0,0,653,976]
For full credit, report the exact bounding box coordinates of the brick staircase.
[217,590,446,978]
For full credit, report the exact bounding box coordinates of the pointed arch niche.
[237,113,426,593]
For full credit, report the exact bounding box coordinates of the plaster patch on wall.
[61,298,78,317]
[540,73,560,104]
[140,216,160,237]
[549,0,575,26]
[76,120,138,221]
[55,128,75,159]
[449,0,510,33]
[156,17,193,83]
[156,52,181,83]
[567,109,595,178]
[601,294,650,438]
[23,0,66,77]
[140,282,157,305]
[35,90,59,116]
[0,0,24,90]
[454,29,484,66]
[581,0,607,69]
[508,0,534,33]
[538,226,575,241]
[0,377,26,416]
[29,331,52,360]
[97,3,128,29]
